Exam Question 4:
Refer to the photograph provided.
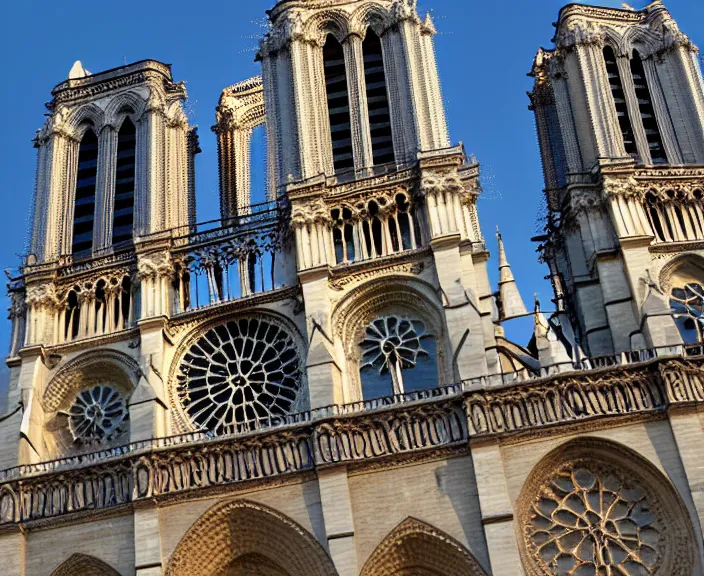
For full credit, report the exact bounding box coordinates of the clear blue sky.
[0,0,701,356]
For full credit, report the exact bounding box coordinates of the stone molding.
[0,357,703,527]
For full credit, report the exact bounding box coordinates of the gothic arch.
[104,91,147,128]
[349,3,393,38]
[164,499,338,576]
[359,517,488,576]
[43,349,141,413]
[602,28,624,56]
[622,26,661,58]
[516,437,699,576]
[331,276,453,399]
[332,276,446,355]
[50,553,121,576]
[659,253,704,295]
[67,103,105,138]
[304,10,350,45]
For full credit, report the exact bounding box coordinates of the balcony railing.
[2,344,701,483]
[170,200,291,313]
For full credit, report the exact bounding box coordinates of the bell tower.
[29,59,198,264]
[530,1,704,356]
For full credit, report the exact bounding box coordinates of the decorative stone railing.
[1,355,703,527]
[166,200,291,313]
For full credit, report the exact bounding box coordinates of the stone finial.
[68,60,89,80]
[497,227,528,321]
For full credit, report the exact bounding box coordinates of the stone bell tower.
[6,60,199,466]
[529,1,704,356]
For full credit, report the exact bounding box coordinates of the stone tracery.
[518,439,698,576]
[175,316,304,435]
[66,385,129,445]
[527,463,664,575]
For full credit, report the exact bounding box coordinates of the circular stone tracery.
[527,462,665,576]
[67,385,129,445]
[176,317,302,435]
[361,316,430,374]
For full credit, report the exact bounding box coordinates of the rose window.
[360,316,438,399]
[176,317,302,435]
[527,463,665,575]
[670,282,704,344]
[67,385,129,445]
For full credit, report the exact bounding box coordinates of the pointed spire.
[497,227,528,321]
[533,293,574,368]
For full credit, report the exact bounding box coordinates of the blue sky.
[0,0,701,356]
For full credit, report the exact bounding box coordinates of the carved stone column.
[575,41,624,159]
[616,55,652,163]
[641,56,684,164]
[381,29,418,165]
[344,34,374,173]
[94,124,119,250]
[418,15,450,150]
[551,68,584,173]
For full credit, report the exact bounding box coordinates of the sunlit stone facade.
[1,1,704,575]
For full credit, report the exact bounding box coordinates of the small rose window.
[65,385,129,445]
[359,316,438,399]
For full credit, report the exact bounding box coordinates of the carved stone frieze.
[329,259,425,291]
[2,358,704,527]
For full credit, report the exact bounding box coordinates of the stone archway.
[359,518,489,576]
[164,500,338,576]
[51,553,121,576]
[516,437,700,576]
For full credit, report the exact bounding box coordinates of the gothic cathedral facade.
[1,1,703,575]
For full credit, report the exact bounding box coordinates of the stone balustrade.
[0,354,702,527]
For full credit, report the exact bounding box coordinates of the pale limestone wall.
[159,478,327,562]
[28,515,135,576]
[348,455,490,572]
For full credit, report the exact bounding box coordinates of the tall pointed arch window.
[363,31,395,166]
[113,118,136,245]
[72,128,99,254]
[603,46,638,160]
[323,35,354,173]
[631,50,667,164]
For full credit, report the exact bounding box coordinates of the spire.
[497,227,528,321]
[533,294,574,369]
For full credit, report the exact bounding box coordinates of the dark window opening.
[603,47,638,160]
[363,31,395,166]
[631,50,667,164]
[323,36,354,173]
[113,119,136,245]
[72,129,98,254]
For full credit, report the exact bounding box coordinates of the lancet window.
[363,31,395,167]
[603,46,638,160]
[630,50,667,164]
[359,316,438,400]
[323,36,354,173]
[112,118,136,245]
[72,128,99,254]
